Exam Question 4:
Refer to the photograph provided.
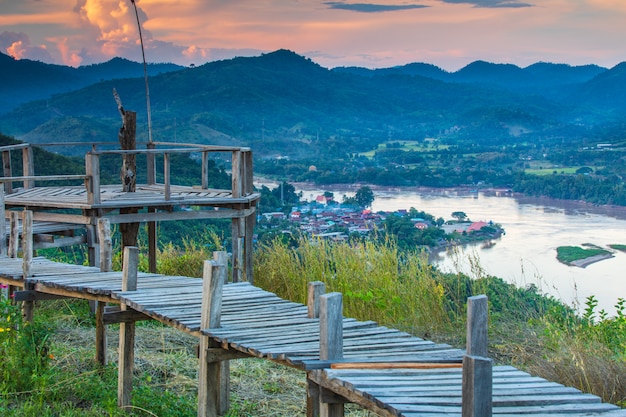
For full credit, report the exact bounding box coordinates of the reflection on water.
[256,180,625,316]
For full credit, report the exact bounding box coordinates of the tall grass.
[7,235,625,411]
[254,236,451,335]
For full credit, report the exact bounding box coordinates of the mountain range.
[1,49,626,158]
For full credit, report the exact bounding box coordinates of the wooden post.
[201,151,209,189]
[98,218,113,272]
[462,295,492,417]
[21,210,33,279]
[308,281,326,319]
[244,210,255,284]
[85,153,101,205]
[213,251,229,413]
[2,149,12,194]
[319,292,344,417]
[0,187,5,256]
[466,295,488,357]
[118,246,139,409]
[148,207,157,273]
[22,146,34,189]
[146,142,156,185]
[164,152,171,200]
[118,109,140,251]
[198,258,226,417]
[462,356,492,417]
[231,150,242,198]
[307,281,326,417]
[21,210,33,322]
[8,211,18,258]
[231,218,244,282]
[96,218,112,366]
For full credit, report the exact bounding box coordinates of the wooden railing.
[0,141,254,204]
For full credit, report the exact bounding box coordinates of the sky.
[1,0,625,71]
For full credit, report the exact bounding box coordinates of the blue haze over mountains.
[0,49,625,157]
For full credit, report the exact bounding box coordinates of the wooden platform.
[1,255,624,416]
[3,184,259,210]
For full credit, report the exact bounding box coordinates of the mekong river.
[259,181,626,317]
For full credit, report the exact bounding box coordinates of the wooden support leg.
[307,379,321,417]
[96,218,112,367]
[462,355,493,417]
[118,247,139,410]
[21,210,34,323]
[21,281,34,323]
[462,294,492,417]
[213,252,230,413]
[95,301,107,366]
[244,211,255,284]
[320,387,345,417]
[319,292,344,417]
[148,215,157,273]
[230,218,244,283]
[198,257,227,417]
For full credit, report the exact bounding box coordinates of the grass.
[2,237,625,414]
[556,245,611,264]
[609,244,626,252]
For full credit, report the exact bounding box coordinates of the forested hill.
[2,49,626,161]
[0,52,183,115]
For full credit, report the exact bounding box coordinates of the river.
[259,181,626,317]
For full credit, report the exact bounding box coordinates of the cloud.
[440,0,533,7]
[324,2,429,12]
[0,31,54,62]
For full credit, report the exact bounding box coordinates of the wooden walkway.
[1,255,624,416]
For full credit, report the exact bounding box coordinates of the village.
[258,192,504,247]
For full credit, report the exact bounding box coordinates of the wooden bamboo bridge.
[1,142,625,416]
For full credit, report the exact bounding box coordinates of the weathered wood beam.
[21,210,34,322]
[466,294,489,357]
[462,295,492,417]
[198,257,227,417]
[3,149,13,194]
[319,292,345,417]
[203,348,250,363]
[307,281,326,319]
[118,246,139,409]
[33,235,87,250]
[8,211,18,258]
[32,284,115,303]
[103,309,151,325]
[105,207,255,224]
[0,187,5,256]
[95,218,112,367]
[12,290,69,302]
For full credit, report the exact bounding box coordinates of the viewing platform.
[0,141,259,280]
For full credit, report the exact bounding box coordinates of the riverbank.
[568,253,615,268]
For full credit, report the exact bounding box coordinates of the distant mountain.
[336,60,607,100]
[0,49,622,160]
[0,53,184,114]
[333,62,450,80]
[567,62,626,115]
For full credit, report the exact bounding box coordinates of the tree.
[451,211,468,222]
[355,186,375,208]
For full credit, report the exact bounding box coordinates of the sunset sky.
[1,0,625,71]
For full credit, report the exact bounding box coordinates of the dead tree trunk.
[114,89,140,251]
